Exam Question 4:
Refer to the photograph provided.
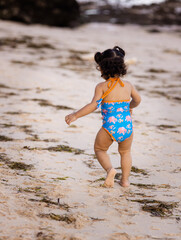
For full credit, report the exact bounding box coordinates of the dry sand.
[0,20,181,240]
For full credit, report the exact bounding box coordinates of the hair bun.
[113,46,125,57]
[94,52,103,64]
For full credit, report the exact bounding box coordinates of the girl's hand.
[129,108,133,116]
[65,113,77,125]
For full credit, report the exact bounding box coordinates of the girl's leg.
[94,127,116,187]
[118,133,133,187]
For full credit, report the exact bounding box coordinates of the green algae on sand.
[36,231,55,240]
[129,198,179,217]
[8,161,33,171]
[23,144,84,155]
[131,183,156,189]
[142,201,178,217]
[45,145,84,155]
[18,186,42,193]
[93,177,106,182]
[29,197,70,210]
[131,166,148,175]
[0,153,33,171]
[39,213,76,224]
[53,177,69,180]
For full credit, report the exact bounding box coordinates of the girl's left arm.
[65,83,103,125]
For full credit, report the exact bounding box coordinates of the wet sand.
[0,20,181,239]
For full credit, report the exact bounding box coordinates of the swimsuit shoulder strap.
[101,77,124,100]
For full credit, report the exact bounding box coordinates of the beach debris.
[129,198,178,217]
[0,153,33,171]
[5,111,25,115]
[69,49,90,55]
[93,177,106,182]
[83,159,97,169]
[147,28,161,33]
[27,42,55,50]
[0,135,14,141]
[60,50,94,73]
[0,123,42,141]
[90,217,105,222]
[131,166,148,175]
[131,183,156,189]
[18,186,42,193]
[36,231,55,240]
[147,68,168,73]
[163,48,181,55]
[0,36,32,48]
[38,212,91,229]
[69,124,77,128]
[172,168,181,173]
[0,91,18,97]
[40,138,59,143]
[115,173,121,180]
[54,177,69,181]
[173,97,181,102]
[8,161,33,171]
[149,89,181,103]
[0,36,56,50]
[39,213,76,223]
[0,83,10,88]
[18,124,33,134]
[23,144,84,155]
[0,153,11,163]
[142,201,178,217]
[46,145,84,155]
[24,98,73,110]
[30,197,70,210]
[134,192,154,198]
[11,60,36,66]
[157,124,178,130]
[132,182,171,189]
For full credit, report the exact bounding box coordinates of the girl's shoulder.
[96,81,106,86]
[95,81,107,90]
[122,80,133,88]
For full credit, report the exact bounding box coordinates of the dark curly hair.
[94,46,127,80]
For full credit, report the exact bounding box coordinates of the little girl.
[65,46,141,188]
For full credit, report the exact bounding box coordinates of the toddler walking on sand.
[65,46,141,187]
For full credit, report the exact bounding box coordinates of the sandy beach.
[0,20,181,239]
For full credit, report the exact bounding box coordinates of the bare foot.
[119,179,130,187]
[103,168,117,188]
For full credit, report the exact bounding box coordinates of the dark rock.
[0,0,80,27]
[80,0,181,26]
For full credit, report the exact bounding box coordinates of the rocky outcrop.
[0,0,80,27]
[80,0,181,26]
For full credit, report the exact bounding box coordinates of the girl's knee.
[94,144,108,154]
[118,149,131,156]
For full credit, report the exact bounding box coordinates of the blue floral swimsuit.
[96,77,133,142]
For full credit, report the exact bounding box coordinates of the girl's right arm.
[130,84,141,109]
[65,83,103,125]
